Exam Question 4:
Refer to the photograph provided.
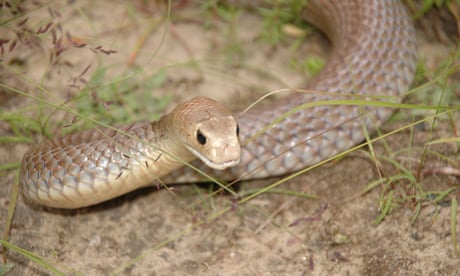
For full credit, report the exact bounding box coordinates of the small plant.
[257,0,309,45]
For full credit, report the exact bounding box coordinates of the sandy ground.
[1,1,460,275]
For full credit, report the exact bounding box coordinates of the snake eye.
[196,130,207,145]
[236,125,240,136]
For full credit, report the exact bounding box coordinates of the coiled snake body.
[21,0,417,208]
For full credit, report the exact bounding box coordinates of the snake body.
[21,0,417,208]
[21,98,241,208]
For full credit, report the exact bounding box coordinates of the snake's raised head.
[171,97,241,170]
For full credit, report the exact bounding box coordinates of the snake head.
[173,97,241,170]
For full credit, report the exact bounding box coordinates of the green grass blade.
[0,263,14,275]
[373,190,394,225]
[433,187,458,204]
[0,240,65,276]
[451,196,459,258]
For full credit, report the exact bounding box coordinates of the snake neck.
[153,114,196,167]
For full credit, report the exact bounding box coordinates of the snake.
[20,0,417,209]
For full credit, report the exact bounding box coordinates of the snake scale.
[21,0,417,208]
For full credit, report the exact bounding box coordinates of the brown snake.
[21,0,417,208]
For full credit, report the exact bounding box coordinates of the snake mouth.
[185,145,240,170]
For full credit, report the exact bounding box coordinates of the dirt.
[1,1,459,275]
